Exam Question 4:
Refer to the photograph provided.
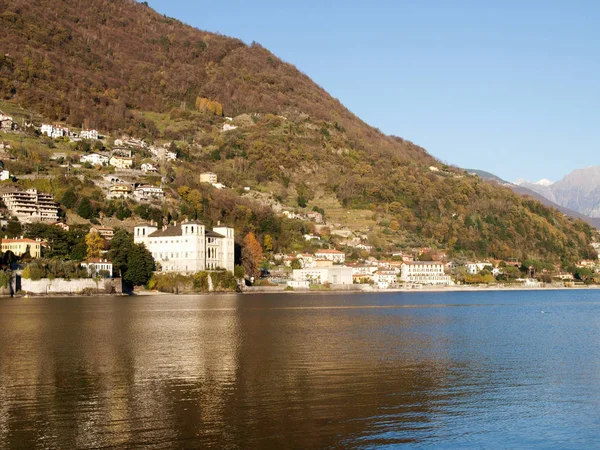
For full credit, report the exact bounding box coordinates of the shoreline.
[6,284,598,298]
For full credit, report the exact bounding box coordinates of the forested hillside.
[0,0,597,263]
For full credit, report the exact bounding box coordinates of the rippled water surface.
[2,290,600,448]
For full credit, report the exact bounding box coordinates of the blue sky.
[147,0,600,182]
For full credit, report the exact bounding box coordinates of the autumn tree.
[195,97,223,116]
[263,234,273,252]
[242,232,263,279]
[85,232,105,259]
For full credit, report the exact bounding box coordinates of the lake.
[1,290,600,448]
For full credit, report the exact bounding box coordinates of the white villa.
[400,261,453,285]
[80,153,109,165]
[134,221,235,273]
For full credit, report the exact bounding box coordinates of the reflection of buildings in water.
[211,299,460,448]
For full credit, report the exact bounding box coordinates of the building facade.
[200,172,218,184]
[292,266,353,285]
[1,238,42,258]
[2,189,59,223]
[314,249,346,264]
[81,258,113,277]
[80,153,109,165]
[134,185,164,201]
[133,221,235,273]
[400,261,453,285]
[109,156,133,169]
[79,129,99,140]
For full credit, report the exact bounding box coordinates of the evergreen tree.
[109,229,134,277]
[124,244,154,286]
[61,187,77,209]
[77,197,96,219]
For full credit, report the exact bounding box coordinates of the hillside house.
[134,185,165,201]
[80,153,109,165]
[41,124,70,139]
[141,163,159,173]
[79,129,99,140]
[107,184,132,199]
[1,189,59,223]
[109,156,133,169]
[90,226,115,241]
[200,172,218,184]
[314,249,346,264]
[0,114,16,131]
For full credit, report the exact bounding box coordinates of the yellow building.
[1,238,42,258]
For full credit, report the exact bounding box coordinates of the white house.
[80,153,109,165]
[134,185,165,201]
[292,266,353,285]
[0,169,11,181]
[400,261,453,285]
[314,249,346,264]
[81,258,113,278]
[41,124,70,139]
[134,221,235,273]
[373,270,399,288]
[80,129,99,140]
[465,261,492,275]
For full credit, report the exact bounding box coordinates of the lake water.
[1,290,600,448]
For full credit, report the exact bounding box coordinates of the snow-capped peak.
[535,178,554,186]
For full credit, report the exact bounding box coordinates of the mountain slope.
[0,0,597,263]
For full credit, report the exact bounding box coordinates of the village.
[0,111,599,294]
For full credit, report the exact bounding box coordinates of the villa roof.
[146,224,224,239]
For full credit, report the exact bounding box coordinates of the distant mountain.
[514,179,556,203]
[468,169,600,228]
[516,167,600,218]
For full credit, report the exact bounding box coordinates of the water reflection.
[2,291,600,448]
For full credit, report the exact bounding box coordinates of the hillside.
[0,0,597,264]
